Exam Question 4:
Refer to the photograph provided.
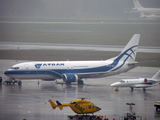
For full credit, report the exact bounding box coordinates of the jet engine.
[62,73,78,83]
[144,78,147,82]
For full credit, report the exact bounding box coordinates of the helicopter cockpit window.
[11,67,19,70]
[70,101,76,104]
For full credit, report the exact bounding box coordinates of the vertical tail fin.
[48,99,57,109]
[151,70,160,81]
[133,0,144,8]
[116,34,140,63]
[108,34,140,64]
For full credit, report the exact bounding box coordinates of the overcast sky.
[0,0,160,19]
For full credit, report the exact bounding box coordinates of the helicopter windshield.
[70,101,76,104]
[11,67,20,70]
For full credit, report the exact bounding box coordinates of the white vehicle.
[111,70,160,91]
[4,34,140,84]
[133,0,160,18]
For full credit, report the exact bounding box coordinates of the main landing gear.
[115,87,119,91]
[130,87,134,91]
[56,79,84,85]
[65,79,84,85]
[78,79,84,85]
[143,88,146,91]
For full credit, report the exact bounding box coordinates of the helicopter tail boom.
[48,99,70,110]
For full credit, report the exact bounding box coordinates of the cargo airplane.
[111,70,160,91]
[133,0,160,18]
[4,34,140,84]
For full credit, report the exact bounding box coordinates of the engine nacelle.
[144,78,147,82]
[62,74,78,83]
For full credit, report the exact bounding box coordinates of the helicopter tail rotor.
[48,99,57,109]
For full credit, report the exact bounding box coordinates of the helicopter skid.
[68,115,103,120]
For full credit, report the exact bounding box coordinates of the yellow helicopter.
[48,97,101,114]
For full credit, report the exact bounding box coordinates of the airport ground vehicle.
[154,101,160,112]
[119,103,142,120]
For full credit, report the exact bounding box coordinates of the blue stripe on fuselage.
[111,45,137,71]
[5,46,137,78]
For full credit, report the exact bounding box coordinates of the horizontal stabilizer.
[56,101,63,110]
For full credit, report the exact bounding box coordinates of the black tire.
[78,79,84,85]
[18,81,22,85]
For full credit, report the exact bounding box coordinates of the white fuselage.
[134,8,160,15]
[4,34,140,82]
[133,0,160,16]
[110,78,156,88]
[4,60,134,80]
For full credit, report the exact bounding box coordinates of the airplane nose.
[110,83,115,87]
[110,82,119,87]
[4,70,8,75]
[4,70,10,76]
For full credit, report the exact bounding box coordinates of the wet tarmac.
[0,59,160,120]
[0,42,160,53]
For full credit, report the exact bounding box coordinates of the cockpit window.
[11,67,19,70]
[120,80,125,83]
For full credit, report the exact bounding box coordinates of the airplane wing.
[132,84,152,88]
[77,72,107,78]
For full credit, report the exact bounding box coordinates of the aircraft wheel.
[78,79,84,85]
[69,116,73,119]
[115,87,119,91]
[143,88,146,91]
[156,107,160,112]
[18,81,22,85]
[66,81,71,84]
[131,87,134,91]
